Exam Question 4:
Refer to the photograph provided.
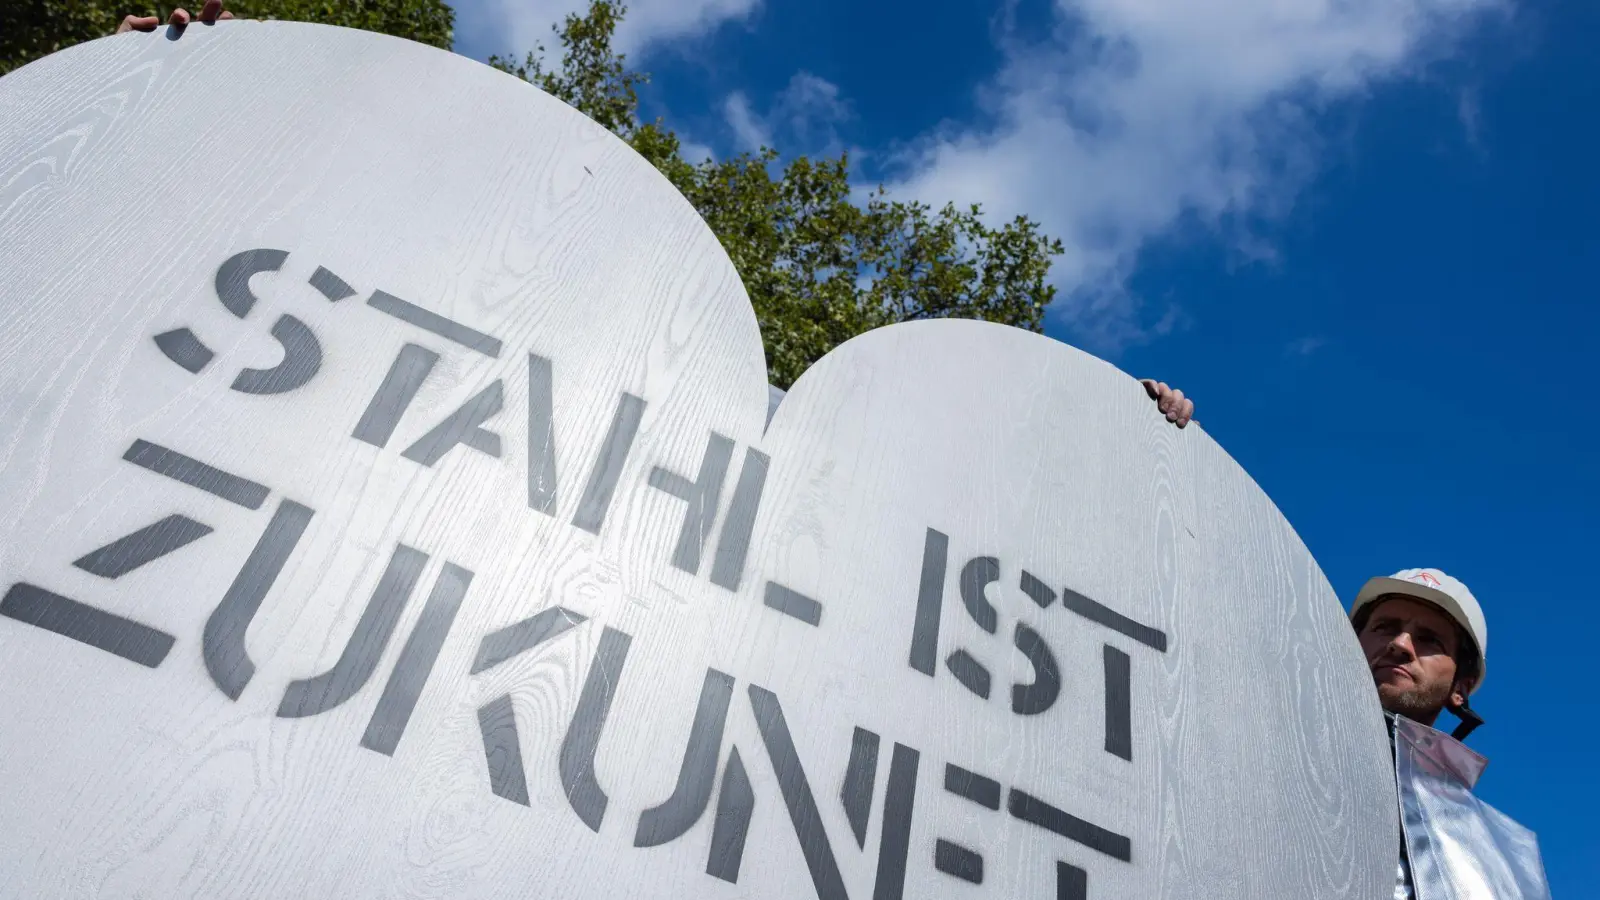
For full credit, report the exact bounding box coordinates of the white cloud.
[1457,85,1485,152]
[775,72,852,148]
[724,91,773,152]
[883,0,1507,349]
[678,137,717,164]
[721,72,854,155]
[452,0,760,60]
[1285,335,1329,357]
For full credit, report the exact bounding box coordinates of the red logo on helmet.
[1407,572,1442,588]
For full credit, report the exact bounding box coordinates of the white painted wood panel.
[0,22,1394,899]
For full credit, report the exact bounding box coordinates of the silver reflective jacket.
[1392,715,1551,899]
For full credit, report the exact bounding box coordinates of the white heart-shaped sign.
[0,23,1394,899]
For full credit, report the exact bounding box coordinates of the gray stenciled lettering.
[763,581,822,626]
[635,669,735,848]
[1103,644,1133,761]
[706,748,755,883]
[560,626,633,831]
[353,343,439,448]
[472,608,591,805]
[934,839,983,884]
[366,289,503,358]
[123,439,269,509]
[471,605,587,675]
[154,327,214,373]
[401,381,504,466]
[1057,861,1089,900]
[361,561,473,756]
[1009,788,1131,862]
[908,528,950,677]
[944,763,1001,811]
[916,535,1163,758]
[873,742,921,900]
[230,314,322,395]
[478,694,531,806]
[959,556,1000,634]
[747,684,850,900]
[1020,569,1056,609]
[1057,583,1168,653]
[277,544,430,719]
[156,250,323,393]
[308,265,356,302]
[841,727,881,849]
[709,447,769,591]
[1,583,175,668]
[937,761,1126,893]
[214,248,289,319]
[72,514,213,579]
[648,432,734,576]
[945,648,991,699]
[1,442,283,672]
[571,392,646,535]
[203,499,316,700]
[526,353,559,515]
[1011,622,1062,716]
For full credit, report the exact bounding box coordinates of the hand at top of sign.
[1140,379,1195,428]
[117,0,233,33]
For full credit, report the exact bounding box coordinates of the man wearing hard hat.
[1143,382,1551,899]
[1349,568,1502,899]
[1351,567,1486,742]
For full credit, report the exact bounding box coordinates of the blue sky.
[451,0,1596,890]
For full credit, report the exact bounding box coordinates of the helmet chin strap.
[1448,698,1484,742]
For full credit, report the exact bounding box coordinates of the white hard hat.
[1351,568,1487,694]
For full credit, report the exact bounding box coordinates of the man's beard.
[1375,676,1453,722]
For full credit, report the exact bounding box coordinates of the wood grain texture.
[0,22,1394,900]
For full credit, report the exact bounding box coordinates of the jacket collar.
[1387,711,1489,790]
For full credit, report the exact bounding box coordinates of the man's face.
[1356,595,1469,725]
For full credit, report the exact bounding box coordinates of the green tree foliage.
[495,2,1063,388]
[228,0,452,50]
[2,1,120,74]
[2,0,453,77]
